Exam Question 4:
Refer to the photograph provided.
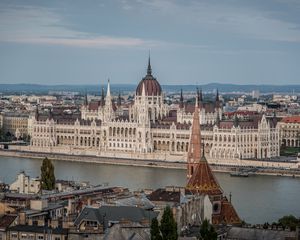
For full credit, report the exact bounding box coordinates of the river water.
[0,156,299,224]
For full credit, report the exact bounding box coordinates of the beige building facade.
[278,116,300,147]
[28,59,281,163]
[1,112,29,139]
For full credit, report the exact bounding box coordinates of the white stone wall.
[10,172,40,194]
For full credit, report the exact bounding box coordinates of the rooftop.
[281,116,300,123]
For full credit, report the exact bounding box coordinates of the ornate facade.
[210,114,280,160]
[1,112,29,139]
[29,57,281,163]
[278,116,300,147]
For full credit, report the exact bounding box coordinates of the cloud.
[0,3,207,49]
[134,0,300,43]
[7,36,162,48]
[0,4,160,49]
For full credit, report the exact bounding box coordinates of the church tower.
[103,79,115,122]
[186,97,241,225]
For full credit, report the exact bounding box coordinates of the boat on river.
[230,171,249,177]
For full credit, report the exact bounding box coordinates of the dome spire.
[147,52,152,75]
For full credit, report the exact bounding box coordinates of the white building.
[28,58,281,163]
[10,171,40,194]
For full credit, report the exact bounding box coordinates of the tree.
[160,205,178,240]
[199,219,217,240]
[151,218,162,240]
[40,157,55,190]
[278,215,300,231]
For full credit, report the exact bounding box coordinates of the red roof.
[186,105,223,196]
[281,116,300,123]
[212,197,241,225]
[136,76,162,96]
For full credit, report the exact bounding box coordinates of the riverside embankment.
[1,154,300,225]
[1,149,300,177]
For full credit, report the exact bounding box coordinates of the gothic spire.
[215,89,220,109]
[106,79,111,97]
[101,86,105,106]
[48,108,53,120]
[84,91,88,106]
[179,89,184,108]
[186,105,223,195]
[117,91,122,107]
[199,88,203,102]
[216,89,220,102]
[147,53,152,75]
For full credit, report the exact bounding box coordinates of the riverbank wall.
[1,149,300,178]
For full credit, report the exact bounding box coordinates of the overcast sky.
[0,0,300,85]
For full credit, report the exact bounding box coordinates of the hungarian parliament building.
[28,58,280,163]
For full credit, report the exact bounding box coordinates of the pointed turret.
[196,88,203,108]
[199,88,203,102]
[117,91,122,107]
[186,105,241,225]
[187,96,201,179]
[101,86,105,106]
[215,89,220,109]
[103,79,115,122]
[186,97,223,196]
[106,79,111,97]
[147,53,152,75]
[179,89,184,109]
[48,108,53,120]
[84,91,88,106]
[216,89,219,102]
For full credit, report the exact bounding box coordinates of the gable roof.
[74,206,158,228]
[0,215,17,231]
[281,116,300,123]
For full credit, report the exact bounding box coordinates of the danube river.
[0,156,299,224]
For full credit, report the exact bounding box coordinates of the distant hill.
[0,83,299,95]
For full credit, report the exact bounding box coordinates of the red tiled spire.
[186,98,223,196]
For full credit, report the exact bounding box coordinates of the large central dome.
[136,57,162,96]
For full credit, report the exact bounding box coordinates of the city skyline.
[1,0,300,85]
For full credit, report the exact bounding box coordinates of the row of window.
[11,233,60,240]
